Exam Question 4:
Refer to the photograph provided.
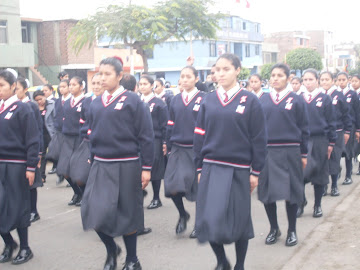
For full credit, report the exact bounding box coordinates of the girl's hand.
[141,170,151,190]
[344,133,350,145]
[328,146,333,159]
[302,158,307,170]
[250,175,258,193]
[26,171,35,186]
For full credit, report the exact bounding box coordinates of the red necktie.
[71,99,75,107]
[224,92,229,102]
[62,99,65,106]
[308,94,312,102]
[106,95,112,104]
[276,93,279,102]
[0,103,4,111]
[185,95,189,103]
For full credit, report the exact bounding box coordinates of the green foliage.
[238,67,250,80]
[260,63,273,80]
[349,61,360,75]
[286,48,323,71]
[70,0,222,72]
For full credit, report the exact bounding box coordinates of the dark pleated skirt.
[258,146,304,206]
[151,138,165,181]
[81,160,143,237]
[344,127,356,159]
[69,140,91,185]
[30,167,43,190]
[0,163,30,233]
[329,131,344,175]
[196,163,253,244]
[304,135,329,186]
[164,145,197,201]
[46,131,64,162]
[57,134,81,177]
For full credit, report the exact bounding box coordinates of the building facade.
[146,16,264,84]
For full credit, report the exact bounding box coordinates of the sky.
[19,0,359,43]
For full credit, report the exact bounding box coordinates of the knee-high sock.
[264,202,278,229]
[314,184,324,207]
[286,202,297,232]
[345,158,352,178]
[30,188,38,214]
[96,231,116,255]
[151,180,161,200]
[66,178,82,195]
[234,239,248,270]
[123,233,138,263]
[17,227,29,249]
[210,242,226,265]
[1,233,14,245]
[171,194,186,217]
[331,174,338,188]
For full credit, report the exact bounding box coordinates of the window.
[21,22,31,43]
[209,41,216,57]
[0,21,7,43]
[242,22,247,31]
[245,44,250,57]
[255,45,260,55]
[255,24,259,33]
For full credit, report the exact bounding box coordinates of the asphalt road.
[1,162,359,270]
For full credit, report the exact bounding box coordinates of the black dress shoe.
[356,169,360,175]
[0,241,18,263]
[265,228,281,245]
[48,168,57,174]
[214,260,231,270]
[137,227,152,236]
[103,245,121,270]
[30,212,40,223]
[342,177,353,185]
[75,199,82,207]
[12,248,33,265]
[147,199,162,209]
[122,260,142,270]
[189,228,197,239]
[322,185,328,196]
[176,212,190,234]
[331,187,340,196]
[285,231,298,247]
[68,194,80,206]
[313,206,323,218]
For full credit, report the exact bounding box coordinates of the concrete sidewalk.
[281,179,360,270]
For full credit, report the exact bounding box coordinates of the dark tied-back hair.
[0,70,17,86]
[43,83,54,91]
[303,68,319,80]
[16,77,29,89]
[270,63,290,78]
[100,57,123,76]
[291,76,302,83]
[33,90,45,99]
[120,74,137,91]
[181,66,198,77]
[58,71,68,80]
[249,74,262,81]
[319,71,334,80]
[140,75,154,85]
[217,53,241,69]
[337,71,349,79]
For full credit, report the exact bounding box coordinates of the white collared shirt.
[270,83,291,101]
[46,94,54,101]
[253,89,264,99]
[303,88,321,102]
[141,92,155,103]
[155,90,165,99]
[339,86,350,95]
[103,86,125,104]
[62,94,72,103]
[218,83,240,102]
[182,87,198,103]
[320,85,337,96]
[22,96,30,103]
[70,93,85,106]
[0,95,19,112]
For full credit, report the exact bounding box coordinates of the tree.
[286,48,323,72]
[70,0,222,72]
[238,67,250,80]
[260,63,273,80]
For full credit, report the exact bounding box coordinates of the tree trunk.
[135,46,148,73]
